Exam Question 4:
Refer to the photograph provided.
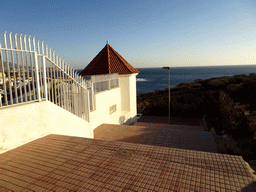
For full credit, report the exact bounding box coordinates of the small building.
[80,42,139,124]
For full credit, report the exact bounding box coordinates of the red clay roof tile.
[80,44,139,76]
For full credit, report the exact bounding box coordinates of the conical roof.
[80,43,139,76]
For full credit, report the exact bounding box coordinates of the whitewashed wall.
[119,73,138,124]
[129,73,139,123]
[89,87,122,129]
[0,101,93,153]
[119,75,130,112]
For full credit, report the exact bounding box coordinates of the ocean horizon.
[136,64,256,96]
[77,64,256,96]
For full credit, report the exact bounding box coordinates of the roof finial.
[107,41,109,44]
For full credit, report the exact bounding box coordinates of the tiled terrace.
[1,134,256,191]
[136,115,203,126]
[94,123,218,153]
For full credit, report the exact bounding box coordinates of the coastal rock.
[249,73,256,77]
[194,78,203,83]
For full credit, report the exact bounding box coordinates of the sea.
[77,65,256,96]
[136,65,256,96]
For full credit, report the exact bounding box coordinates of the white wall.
[119,73,138,124]
[119,75,130,112]
[0,101,93,153]
[90,87,122,129]
[129,73,139,123]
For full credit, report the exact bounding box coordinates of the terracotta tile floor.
[137,115,203,126]
[1,134,256,191]
[132,122,205,132]
[94,123,218,153]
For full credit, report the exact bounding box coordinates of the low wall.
[0,101,93,153]
[90,87,122,129]
[89,86,137,128]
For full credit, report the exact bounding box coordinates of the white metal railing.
[83,73,119,111]
[0,31,120,121]
[0,31,91,122]
[86,73,119,94]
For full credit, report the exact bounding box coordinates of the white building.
[0,42,140,153]
[80,42,140,125]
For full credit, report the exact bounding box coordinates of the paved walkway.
[1,134,255,191]
[94,123,218,153]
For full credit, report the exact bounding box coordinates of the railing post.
[28,36,35,100]
[15,33,23,103]
[41,41,48,101]
[91,81,94,111]
[62,61,66,110]
[86,89,91,123]
[24,35,32,101]
[0,43,8,106]
[67,65,70,112]
[9,32,18,103]
[34,51,41,101]
[4,31,13,105]
[42,55,48,100]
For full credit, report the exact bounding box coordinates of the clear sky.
[1,0,256,69]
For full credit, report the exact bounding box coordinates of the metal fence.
[0,31,91,122]
[84,73,119,111]
[0,31,120,120]
[90,73,119,94]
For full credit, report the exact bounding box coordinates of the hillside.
[137,73,256,160]
[137,73,256,118]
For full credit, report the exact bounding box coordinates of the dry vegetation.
[137,73,256,161]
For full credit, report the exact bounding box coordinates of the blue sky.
[1,0,256,69]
